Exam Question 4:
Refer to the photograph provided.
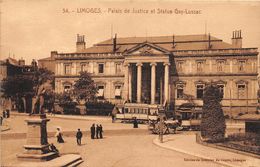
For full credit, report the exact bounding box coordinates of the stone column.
[164,62,170,102]
[137,62,143,103]
[124,62,129,102]
[150,62,157,104]
[209,60,212,73]
[129,65,132,102]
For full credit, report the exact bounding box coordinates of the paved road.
[1,134,222,167]
[2,114,147,134]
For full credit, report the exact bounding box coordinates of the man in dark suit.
[90,124,95,139]
[96,124,100,139]
[99,124,103,139]
[76,129,83,145]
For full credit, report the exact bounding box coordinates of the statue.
[31,79,53,114]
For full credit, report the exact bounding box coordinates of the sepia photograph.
[0,0,260,167]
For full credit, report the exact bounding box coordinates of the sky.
[1,0,260,64]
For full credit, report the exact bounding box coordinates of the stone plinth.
[17,114,58,161]
[77,104,86,115]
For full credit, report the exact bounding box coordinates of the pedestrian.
[49,143,59,153]
[99,124,103,139]
[6,109,10,118]
[111,106,118,123]
[55,128,64,143]
[0,116,3,126]
[133,117,138,128]
[96,124,100,139]
[76,128,83,145]
[90,124,95,139]
[3,111,6,118]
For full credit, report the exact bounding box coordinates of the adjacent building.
[50,31,259,116]
[38,52,56,73]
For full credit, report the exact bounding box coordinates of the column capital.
[123,62,130,67]
[163,62,171,66]
[136,62,143,67]
[150,62,157,66]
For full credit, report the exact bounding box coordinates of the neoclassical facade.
[52,31,259,115]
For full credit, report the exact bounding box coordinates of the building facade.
[52,32,259,116]
[38,52,56,73]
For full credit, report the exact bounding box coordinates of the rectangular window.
[64,64,71,75]
[238,60,246,72]
[97,85,104,99]
[64,85,71,92]
[217,60,225,72]
[115,63,122,74]
[115,85,122,99]
[177,85,184,99]
[177,61,184,72]
[217,85,224,98]
[238,84,246,99]
[196,85,204,99]
[80,63,87,72]
[98,64,104,74]
[196,61,204,72]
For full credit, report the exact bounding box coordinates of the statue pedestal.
[17,114,58,161]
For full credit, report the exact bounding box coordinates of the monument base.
[17,151,58,162]
[17,114,59,161]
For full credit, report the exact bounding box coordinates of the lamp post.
[158,113,164,143]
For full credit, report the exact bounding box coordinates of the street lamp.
[158,113,164,143]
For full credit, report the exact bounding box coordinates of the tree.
[73,72,98,102]
[1,67,54,113]
[55,93,79,115]
[200,84,226,143]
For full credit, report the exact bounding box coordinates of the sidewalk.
[11,112,112,121]
[153,134,260,167]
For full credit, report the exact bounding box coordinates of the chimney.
[18,58,25,66]
[76,34,86,52]
[51,51,58,59]
[208,33,212,49]
[172,35,176,48]
[232,30,242,48]
[113,33,117,53]
[31,59,37,67]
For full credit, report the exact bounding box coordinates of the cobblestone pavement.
[1,135,222,167]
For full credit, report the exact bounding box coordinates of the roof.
[79,34,234,54]
[97,34,221,45]
[38,57,54,61]
[6,57,19,65]
[235,114,260,121]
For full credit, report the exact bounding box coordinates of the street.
[1,113,247,167]
[1,135,221,167]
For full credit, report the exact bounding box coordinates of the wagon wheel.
[163,124,170,134]
[153,124,168,134]
[152,124,160,134]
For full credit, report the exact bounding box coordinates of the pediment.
[124,42,171,56]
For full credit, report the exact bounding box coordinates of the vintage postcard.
[1,0,260,167]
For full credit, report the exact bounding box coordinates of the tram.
[115,103,160,123]
[176,104,202,130]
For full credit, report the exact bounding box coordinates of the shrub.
[85,100,114,115]
[56,93,79,115]
[228,133,260,146]
[201,84,226,143]
[224,115,230,119]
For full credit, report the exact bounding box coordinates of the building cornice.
[172,73,258,77]
[55,74,124,78]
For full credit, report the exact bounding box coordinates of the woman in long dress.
[55,128,64,143]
